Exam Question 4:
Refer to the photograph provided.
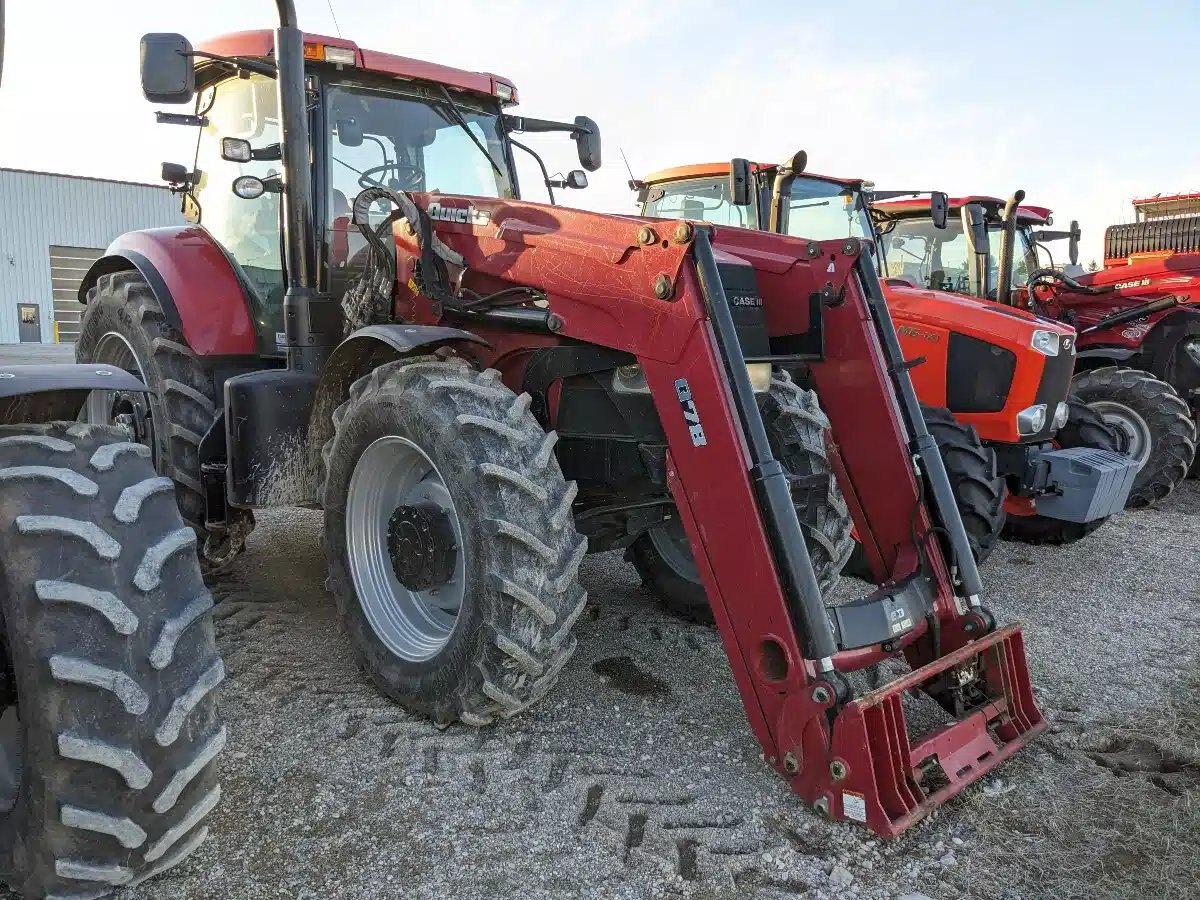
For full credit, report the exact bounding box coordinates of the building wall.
[0,169,182,343]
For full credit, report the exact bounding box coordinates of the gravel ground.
[0,339,1191,900]
[13,482,1185,900]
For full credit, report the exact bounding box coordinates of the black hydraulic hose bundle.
[1026,267,1115,296]
[340,187,464,333]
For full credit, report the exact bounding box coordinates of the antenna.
[620,148,641,191]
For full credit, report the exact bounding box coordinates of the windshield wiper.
[434,85,504,178]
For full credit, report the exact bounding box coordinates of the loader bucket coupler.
[815,626,1045,837]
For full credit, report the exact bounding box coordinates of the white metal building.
[0,169,182,344]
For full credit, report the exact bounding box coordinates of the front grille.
[945,333,1017,413]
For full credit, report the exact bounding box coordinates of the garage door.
[49,245,103,344]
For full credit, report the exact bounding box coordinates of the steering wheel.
[357,162,424,191]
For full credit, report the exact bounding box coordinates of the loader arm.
[389,193,1044,834]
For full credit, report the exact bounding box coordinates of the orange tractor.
[635,158,1138,592]
[872,191,1197,500]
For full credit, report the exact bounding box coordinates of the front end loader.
[60,8,1046,895]
[636,161,1138,556]
[874,192,1199,499]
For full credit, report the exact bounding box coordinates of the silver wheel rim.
[1091,400,1153,469]
[345,436,466,662]
[647,518,699,584]
[82,332,152,445]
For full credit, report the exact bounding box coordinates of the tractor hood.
[883,282,1074,347]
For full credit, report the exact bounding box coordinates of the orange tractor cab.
[635,159,1139,556]
[874,193,1198,497]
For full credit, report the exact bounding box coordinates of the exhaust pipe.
[767,150,808,234]
[995,189,1026,305]
[273,0,339,372]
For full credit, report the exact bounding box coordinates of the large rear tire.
[1070,366,1197,508]
[0,423,224,899]
[322,357,588,726]
[75,271,252,566]
[843,405,1005,580]
[630,371,854,624]
[1003,400,1121,545]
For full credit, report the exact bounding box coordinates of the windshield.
[326,84,514,223]
[783,177,873,242]
[641,177,757,228]
[879,217,1038,297]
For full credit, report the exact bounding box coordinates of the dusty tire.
[76,271,250,565]
[1070,366,1197,508]
[1003,400,1121,545]
[0,423,224,899]
[322,357,588,726]
[844,405,1005,580]
[630,371,854,624]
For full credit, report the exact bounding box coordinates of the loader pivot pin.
[387,504,458,591]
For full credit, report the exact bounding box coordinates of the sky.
[2,0,1199,264]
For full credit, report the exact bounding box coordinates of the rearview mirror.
[1068,220,1080,266]
[729,158,753,207]
[140,33,195,104]
[930,191,949,230]
[573,116,602,172]
[336,117,364,148]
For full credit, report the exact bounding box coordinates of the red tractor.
[873,192,1199,496]
[635,159,1138,574]
[59,3,1048,892]
[0,9,225,899]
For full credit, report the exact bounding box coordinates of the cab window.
[642,178,757,229]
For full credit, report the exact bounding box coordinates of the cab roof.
[197,31,518,104]
[873,195,1052,226]
[641,161,862,190]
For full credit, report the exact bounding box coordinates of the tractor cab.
[154,31,599,355]
[870,195,1083,303]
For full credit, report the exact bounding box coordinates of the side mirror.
[140,33,195,104]
[729,158,753,207]
[336,117,364,148]
[565,170,588,190]
[930,191,949,229]
[573,116,602,172]
[1068,220,1080,267]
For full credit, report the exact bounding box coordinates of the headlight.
[1031,330,1060,357]
[1017,404,1048,435]
[1052,401,1070,430]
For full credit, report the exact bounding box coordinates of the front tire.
[322,357,588,726]
[0,423,224,899]
[76,271,252,566]
[1070,366,1197,507]
[630,372,854,624]
[1003,400,1121,545]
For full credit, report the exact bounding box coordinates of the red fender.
[80,226,259,357]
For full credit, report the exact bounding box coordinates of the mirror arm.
[509,136,556,205]
[503,114,583,136]
[155,111,208,127]
[188,50,277,78]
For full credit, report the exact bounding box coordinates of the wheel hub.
[387,504,457,591]
[1090,400,1152,469]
